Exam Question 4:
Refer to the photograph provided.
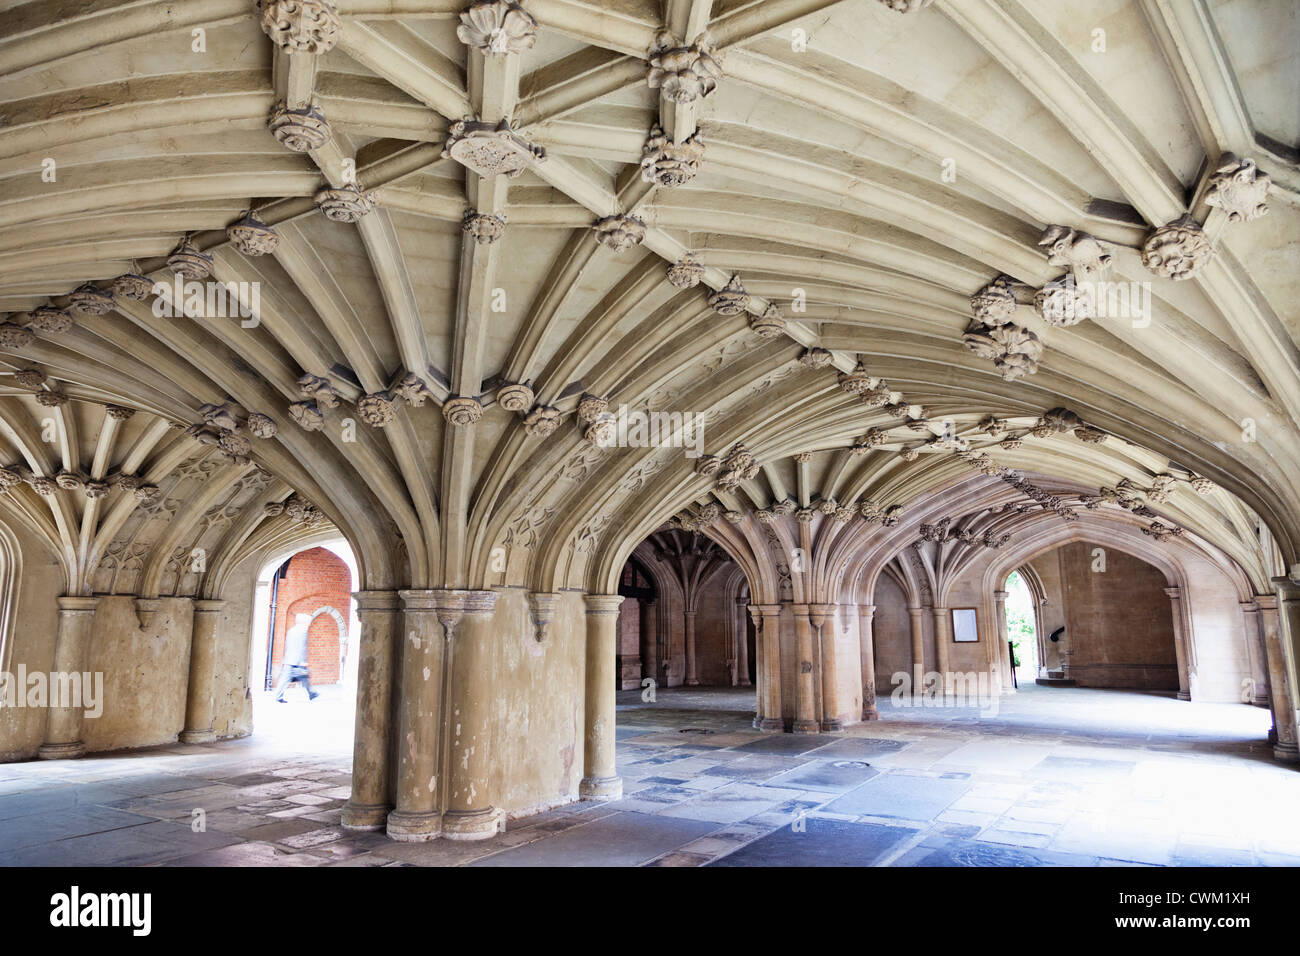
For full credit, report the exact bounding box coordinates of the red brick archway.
[268,547,352,685]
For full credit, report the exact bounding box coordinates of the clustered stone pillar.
[993,589,1014,692]
[791,604,819,734]
[387,589,457,841]
[640,598,657,685]
[38,596,100,760]
[1265,582,1300,762]
[751,604,783,731]
[811,604,840,731]
[179,599,226,744]
[1164,586,1193,700]
[343,590,401,831]
[931,605,950,695]
[1239,599,1271,707]
[858,604,878,720]
[581,594,623,800]
[683,608,699,686]
[443,590,501,840]
[735,597,751,688]
[908,606,925,700]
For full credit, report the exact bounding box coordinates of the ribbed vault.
[0,0,1295,609]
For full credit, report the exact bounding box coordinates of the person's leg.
[273,666,292,701]
[300,669,318,700]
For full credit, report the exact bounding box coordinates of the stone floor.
[2,684,1298,867]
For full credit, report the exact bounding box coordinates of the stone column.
[387,589,457,842]
[683,609,699,685]
[735,596,751,687]
[443,590,501,840]
[38,596,100,759]
[750,605,782,731]
[1239,600,1271,706]
[1164,587,1192,700]
[580,594,623,800]
[859,604,878,720]
[908,607,925,700]
[931,606,950,696]
[993,590,1014,693]
[811,604,841,731]
[179,599,225,744]
[791,604,819,734]
[640,598,657,685]
[1266,581,1300,762]
[343,590,400,831]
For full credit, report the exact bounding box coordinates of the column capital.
[907,606,924,618]
[1272,576,1300,601]
[57,595,99,613]
[353,589,400,612]
[193,599,226,613]
[993,590,1009,601]
[858,604,876,616]
[1240,599,1261,613]
[1257,594,1278,611]
[752,603,782,616]
[584,593,624,615]
[1164,586,1182,600]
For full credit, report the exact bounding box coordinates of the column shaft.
[1240,600,1270,706]
[1165,587,1192,700]
[179,599,226,743]
[859,605,878,720]
[39,596,100,759]
[751,605,783,731]
[343,590,400,831]
[683,609,699,685]
[1264,583,1299,762]
[993,590,1013,694]
[443,591,502,840]
[387,589,457,841]
[812,604,840,731]
[735,597,751,687]
[581,594,623,799]
[791,604,819,734]
[640,599,657,684]
[931,606,950,696]
[908,607,925,700]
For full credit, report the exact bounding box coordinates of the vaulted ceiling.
[0,0,1296,597]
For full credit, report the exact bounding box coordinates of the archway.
[247,539,359,751]
[1003,569,1038,686]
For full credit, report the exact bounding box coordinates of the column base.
[579,775,622,800]
[1252,694,1270,707]
[342,801,391,831]
[178,728,216,744]
[442,807,502,841]
[753,716,784,732]
[1177,691,1191,701]
[385,808,442,842]
[791,719,820,735]
[738,679,751,687]
[861,708,879,721]
[1274,741,1300,764]
[38,740,85,760]
[820,718,843,732]
[685,678,700,686]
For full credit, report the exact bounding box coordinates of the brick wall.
[268,547,352,685]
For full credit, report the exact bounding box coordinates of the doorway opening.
[1004,569,1039,686]
[247,539,359,751]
